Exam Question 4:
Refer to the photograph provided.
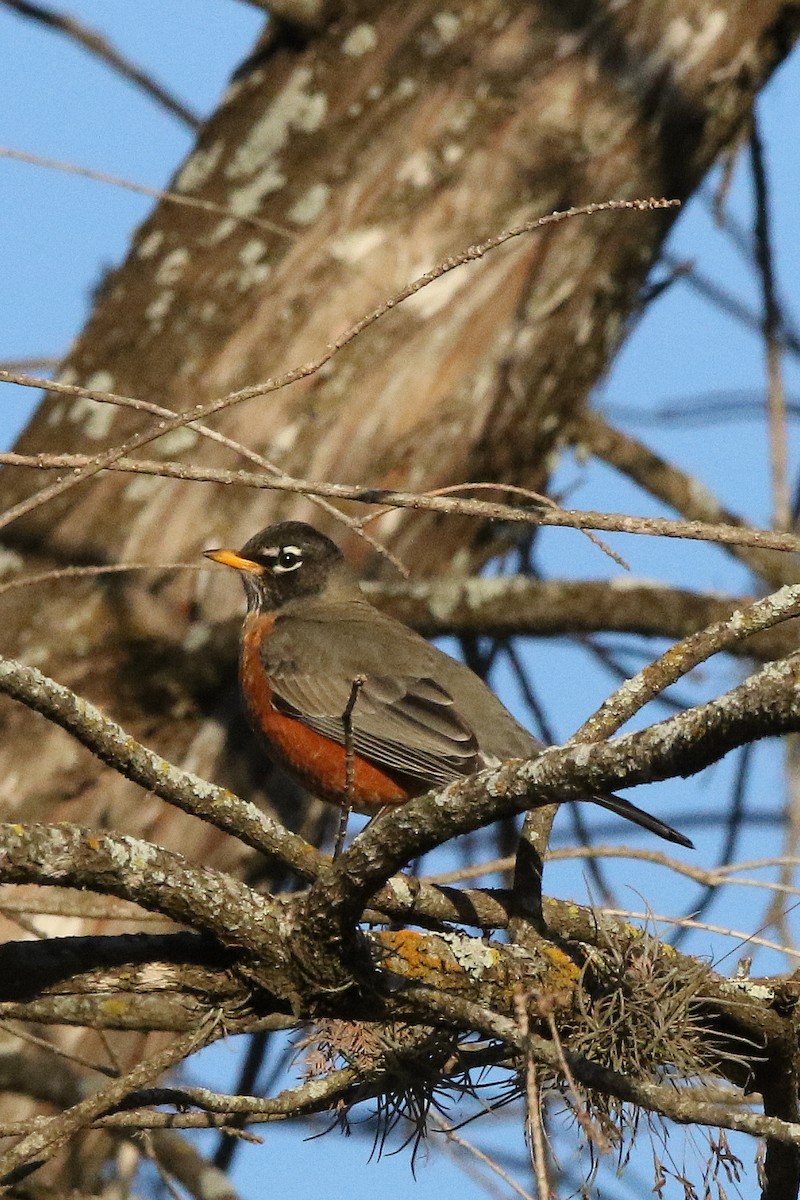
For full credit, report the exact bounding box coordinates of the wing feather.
[268,666,480,785]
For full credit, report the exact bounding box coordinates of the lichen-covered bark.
[2,641,800,1188]
[0,0,797,864]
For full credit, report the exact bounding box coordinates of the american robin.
[205,521,692,848]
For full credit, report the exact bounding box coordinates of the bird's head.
[204,521,355,611]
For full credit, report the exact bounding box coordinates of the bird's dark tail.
[587,792,693,849]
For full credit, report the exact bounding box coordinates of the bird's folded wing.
[268,667,480,785]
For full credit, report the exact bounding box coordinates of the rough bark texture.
[1,0,797,862]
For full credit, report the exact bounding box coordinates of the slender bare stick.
[0,197,678,533]
[578,581,800,743]
[335,675,366,859]
[0,1022,214,1182]
[513,990,552,1200]
[0,147,295,241]
[0,369,406,574]
[5,444,800,556]
[750,122,790,531]
[432,1111,537,1200]
[2,3,201,129]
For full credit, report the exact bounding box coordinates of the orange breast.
[240,612,410,812]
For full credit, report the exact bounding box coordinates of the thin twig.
[0,368,407,575]
[750,120,790,530]
[601,908,800,961]
[0,1019,115,1079]
[0,198,678,533]
[0,355,60,373]
[513,990,551,1200]
[0,146,295,240]
[0,559,200,597]
[335,675,366,858]
[0,1022,214,1181]
[577,581,800,742]
[543,1008,610,1154]
[575,411,800,587]
[432,1111,537,1200]
[2,3,201,128]
[424,847,800,894]
[4,444,800,555]
[661,249,800,360]
[360,480,630,570]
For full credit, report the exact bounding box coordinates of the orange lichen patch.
[99,998,130,1017]
[241,612,409,811]
[378,928,493,990]
[539,942,582,994]
[375,929,582,1018]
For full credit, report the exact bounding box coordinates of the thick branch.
[300,654,800,946]
[0,654,322,883]
[371,577,799,661]
[0,825,287,983]
[411,990,800,1150]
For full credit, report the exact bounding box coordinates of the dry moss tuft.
[564,926,755,1120]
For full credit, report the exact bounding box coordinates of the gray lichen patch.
[0,547,24,576]
[225,65,328,182]
[234,238,272,289]
[228,164,287,217]
[287,182,331,225]
[145,289,175,326]
[432,12,462,45]
[396,149,436,189]
[329,226,387,264]
[68,396,116,441]
[137,230,165,260]
[341,23,378,57]
[155,248,191,287]
[436,929,498,974]
[239,239,267,265]
[174,140,225,194]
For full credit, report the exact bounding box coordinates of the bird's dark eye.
[273,546,303,573]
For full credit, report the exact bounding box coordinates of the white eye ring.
[273,545,303,573]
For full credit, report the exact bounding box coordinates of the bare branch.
[0,197,678,533]
[750,119,790,530]
[0,1024,213,1183]
[411,988,800,1148]
[5,442,800,556]
[1,4,201,129]
[575,412,800,586]
[298,653,800,960]
[0,824,284,964]
[0,653,322,882]
[0,146,295,240]
[578,581,800,741]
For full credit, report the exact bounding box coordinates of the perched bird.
[205,522,692,848]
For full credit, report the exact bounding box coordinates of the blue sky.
[2,6,799,1198]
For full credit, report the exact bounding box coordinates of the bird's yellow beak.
[203,548,265,574]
